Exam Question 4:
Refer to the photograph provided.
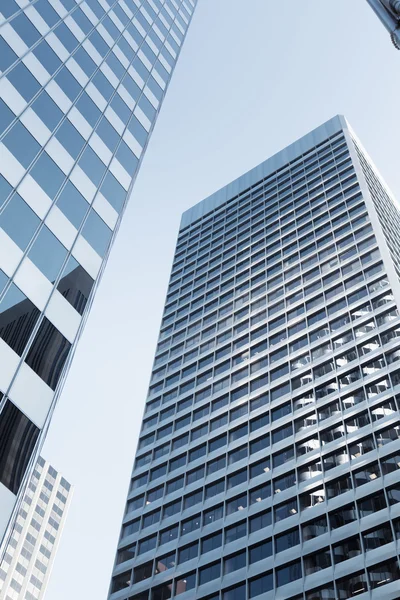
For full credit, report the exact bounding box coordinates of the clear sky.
[43,1,400,598]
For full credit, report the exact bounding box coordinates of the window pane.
[0,400,39,494]
[0,284,40,355]
[25,318,71,389]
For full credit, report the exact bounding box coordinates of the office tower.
[109,115,400,600]
[0,0,197,549]
[0,457,71,600]
[366,0,400,48]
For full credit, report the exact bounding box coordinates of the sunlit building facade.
[110,115,400,600]
[0,457,71,600]
[0,0,197,550]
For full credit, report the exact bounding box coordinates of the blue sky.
[43,1,400,598]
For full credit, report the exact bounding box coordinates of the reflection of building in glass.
[109,116,400,600]
[0,457,71,600]
[0,0,198,553]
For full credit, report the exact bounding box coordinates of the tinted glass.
[0,284,40,355]
[57,257,94,315]
[0,400,39,494]
[25,318,71,389]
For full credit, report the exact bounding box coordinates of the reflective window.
[0,400,39,494]
[56,181,89,229]
[28,226,68,282]
[81,210,112,257]
[3,122,40,168]
[0,283,40,356]
[25,317,71,389]
[30,152,65,199]
[33,40,62,75]
[78,146,106,186]
[0,99,15,136]
[100,171,126,213]
[56,120,85,159]
[31,91,64,131]
[57,256,94,315]
[0,38,17,72]
[0,194,40,250]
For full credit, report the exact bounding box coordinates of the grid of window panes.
[0,456,71,600]
[0,0,196,542]
[352,135,400,283]
[111,128,400,600]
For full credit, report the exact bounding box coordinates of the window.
[0,194,40,250]
[249,572,273,597]
[0,401,39,494]
[275,528,299,553]
[224,550,246,574]
[29,226,68,282]
[368,558,400,589]
[82,210,112,257]
[201,532,222,554]
[57,257,94,315]
[178,542,198,564]
[249,539,272,564]
[336,571,368,597]
[174,573,196,595]
[0,284,40,356]
[276,560,302,587]
[199,562,220,586]
[25,318,71,390]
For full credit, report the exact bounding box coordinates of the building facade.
[0,0,197,549]
[0,457,71,600]
[110,115,400,600]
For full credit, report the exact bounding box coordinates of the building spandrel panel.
[0,0,198,557]
[109,115,400,600]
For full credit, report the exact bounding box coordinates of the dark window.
[133,561,152,582]
[178,542,198,564]
[152,583,172,600]
[25,318,71,390]
[199,562,220,586]
[0,284,40,356]
[223,584,246,600]
[57,257,94,316]
[333,535,361,564]
[174,573,195,596]
[0,401,39,494]
[249,509,271,533]
[249,572,273,597]
[275,528,299,553]
[201,532,222,554]
[368,558,400,589]
[224,550,246,574]
[111,571,131,593]
[276,560,302,587]
[155,552,176,573]
[336,571,368,597]
[249,539,272,564]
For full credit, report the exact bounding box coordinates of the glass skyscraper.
[110,115,400,600]
[0,457,71,600]
[0,0,197,550]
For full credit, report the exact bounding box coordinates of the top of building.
[180,114,348,230]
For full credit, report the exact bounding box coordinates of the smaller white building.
[0,457,71,600]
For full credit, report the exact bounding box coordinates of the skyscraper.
[0,457,71,600]
[109,115,400,600]
[0,0,197,549]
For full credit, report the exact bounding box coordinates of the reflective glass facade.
[110,116,400,600]
[0,457,71,600]
[0,0,197,551]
